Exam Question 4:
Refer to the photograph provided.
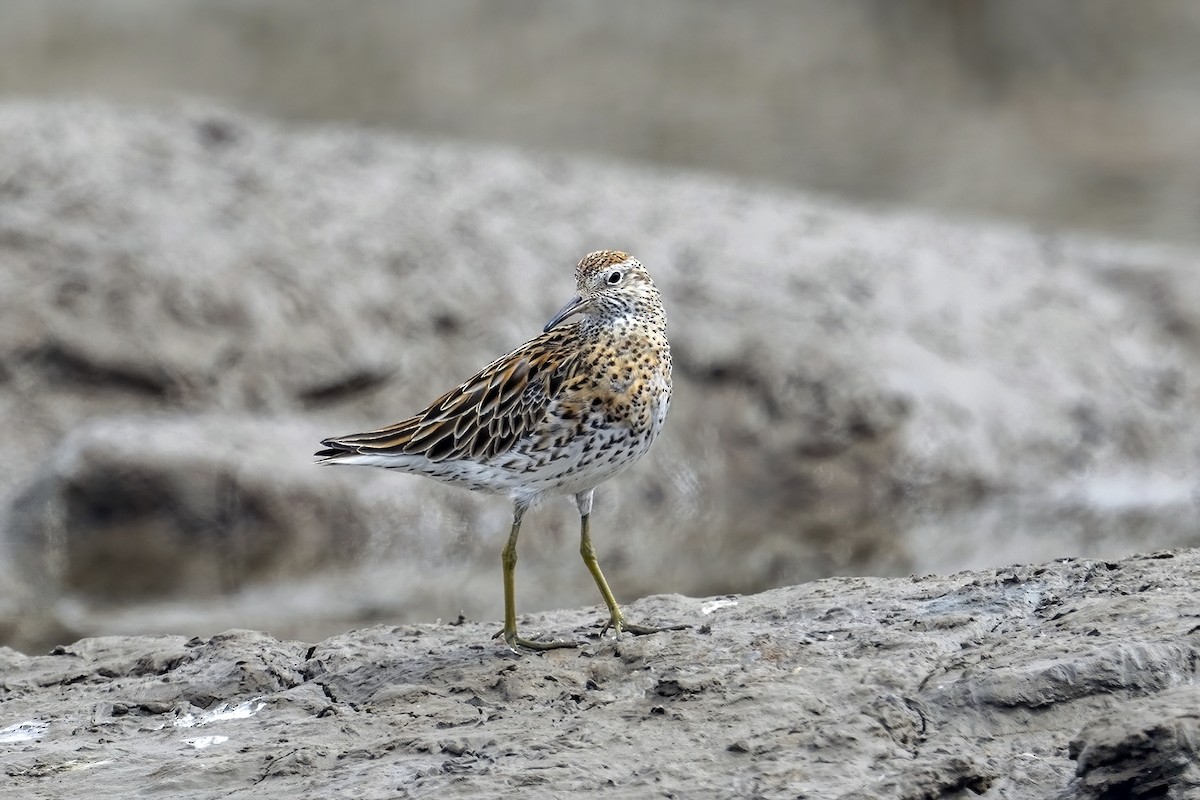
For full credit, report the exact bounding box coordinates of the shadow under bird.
[316,250,686,651]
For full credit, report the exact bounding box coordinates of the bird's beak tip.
[544,295,588,332]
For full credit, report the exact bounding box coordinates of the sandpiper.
[316,251,683,650]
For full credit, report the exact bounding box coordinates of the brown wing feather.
[318,329,580,462]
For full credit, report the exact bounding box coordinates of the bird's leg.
[575,490,688,639]
[497,501,578,651]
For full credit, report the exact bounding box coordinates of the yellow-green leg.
[498,501,578,651]
[576,490,688,639]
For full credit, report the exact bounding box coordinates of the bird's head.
[544,250,661,332]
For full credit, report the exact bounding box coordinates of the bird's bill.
[544,295,591,332]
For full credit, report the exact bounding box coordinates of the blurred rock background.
[6,0,1200,246]
[1,1,1198,652]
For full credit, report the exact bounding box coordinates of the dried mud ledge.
[2,548,1198,799]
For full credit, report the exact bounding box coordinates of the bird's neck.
[585,292,667,337]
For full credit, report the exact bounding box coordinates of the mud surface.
[3,548,1198,798]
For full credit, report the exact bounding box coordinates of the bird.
[316,250,684,651]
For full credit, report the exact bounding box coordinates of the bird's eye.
[606,270,623,286]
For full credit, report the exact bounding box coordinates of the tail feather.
[316,419,416,461]
[315,443,349,462]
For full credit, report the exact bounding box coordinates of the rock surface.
[2,548,1198,798]
[6,416,380,601]
[1,100,1199,652]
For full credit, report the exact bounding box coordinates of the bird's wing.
[317,328,582,462]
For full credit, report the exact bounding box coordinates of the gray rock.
[1065,686,1200,800]
[5,415,379,600]
[1,548,1198,798]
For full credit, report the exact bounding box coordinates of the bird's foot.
[599,614,690,640]
[492,628,580,652]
